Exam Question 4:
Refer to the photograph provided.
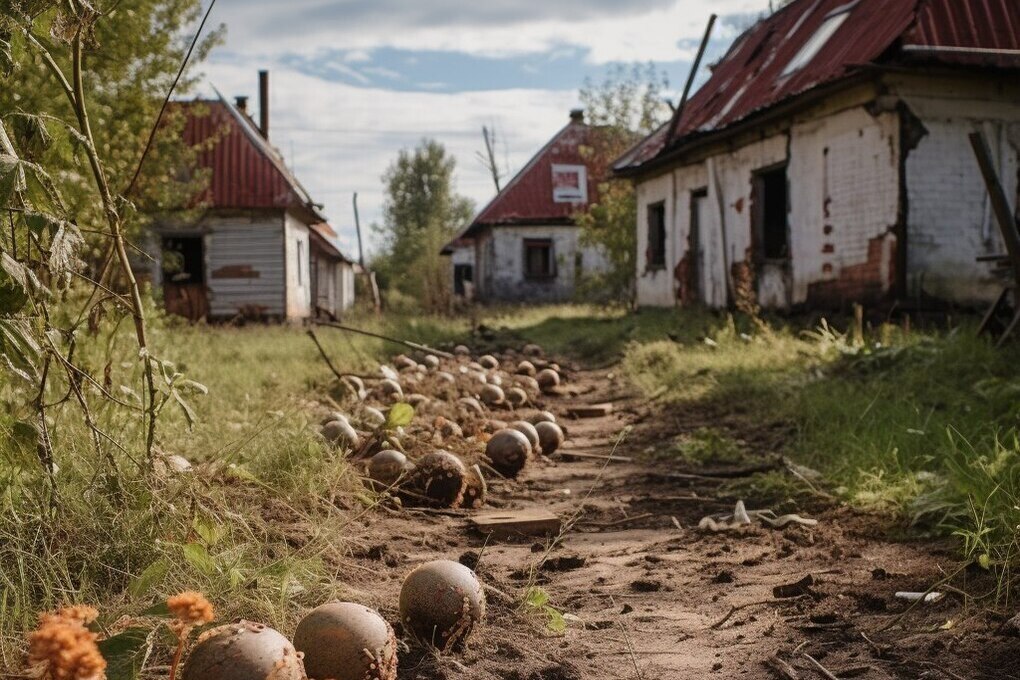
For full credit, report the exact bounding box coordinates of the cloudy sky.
[195,0,774,257]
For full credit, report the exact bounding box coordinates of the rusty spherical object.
[437,419,464,439]
[368,449,409,489]
[437,370,456,384]
[321,419,361,450]
[360,407,386,429]
[462,464,487,509]
[454,344,470,356]
[535,421,565,456]
[506,386,528,408]
[516,375,540,393]
[516,360,536,376]
[531,410,557,424]
[294,602,397,680]
[485,428,532,477]
[423,354,440,370]
[522,343,543,357]
[458,397,484,416]
[410,450,466,507]
[509,420,541,454]
[182,621,305,680]
[399,560,485,651]
[479,384,505,406]
[378,379,403,399]
[478,355,499,370]
[535,368,560,392]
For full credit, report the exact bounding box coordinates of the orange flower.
[167,591,214,626]
[28,611,106,680]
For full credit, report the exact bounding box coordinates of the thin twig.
[313,320,455,358]
[802,653,840,680]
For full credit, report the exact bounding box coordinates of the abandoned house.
[149,71,356,322]
[615,0,1020,310]
[441,110,610,302]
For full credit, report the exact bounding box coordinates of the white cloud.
[210,0,770,64]
[202,62,577,257]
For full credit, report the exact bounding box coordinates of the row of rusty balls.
[182,559,484,680]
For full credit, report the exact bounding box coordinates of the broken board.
[566,402,614,418]
[470,509,561,540]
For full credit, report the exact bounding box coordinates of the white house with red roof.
[442,110,610,302]
[618,0,1020,310]
[149,72,356,322]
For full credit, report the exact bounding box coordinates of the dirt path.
[339,364,1017,680]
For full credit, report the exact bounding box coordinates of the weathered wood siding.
[206,217,286,318]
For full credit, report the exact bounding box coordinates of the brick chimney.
[258,70,270,140]
[569,108,584,124]
[234,95,248,114]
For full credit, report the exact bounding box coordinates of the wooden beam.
[969,131,1020,287]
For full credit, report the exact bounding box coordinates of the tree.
[0,0,224,260]
[372,139,474,312]
[575,64,671,303]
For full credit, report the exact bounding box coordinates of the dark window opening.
[647,202,666,269]
[161,236,204,284]
[454,264,473,295]
[754,166,789,261]
[524,239,555,279]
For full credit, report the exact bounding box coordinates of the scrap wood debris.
[698,500,818,532]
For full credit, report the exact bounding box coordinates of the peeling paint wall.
[473,225,608,302]
[895,77,1020,305]
[284,212,312,320]
[636,103,901,309]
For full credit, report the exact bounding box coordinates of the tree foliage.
[575,64,670,303]
[372,139,474,312]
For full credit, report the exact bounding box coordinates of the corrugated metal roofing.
[617,0,1020,174]
[470,119,600,229]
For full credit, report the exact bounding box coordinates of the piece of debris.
[894,591,944,604]
[773,575,814,599]
[471,509,561,540]
[566,402,614,418]
[698,500,818,532]
[540,555,586,572]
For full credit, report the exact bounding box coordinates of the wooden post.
[969,132,1020,287]
[352,192,382,314]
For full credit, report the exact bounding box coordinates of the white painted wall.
[900,93,1020,304]
[284,212,312,320]
[474,225,608,302]
[339,262,356,311]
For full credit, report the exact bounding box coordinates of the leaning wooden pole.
[666,13,717,143]
[353,192,382,314]
[969,132,1020,287]
[313,320,455,358]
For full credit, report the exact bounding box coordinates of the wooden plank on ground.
[471,509,561,540]
[566,402,614,418]
[557,450,633,463]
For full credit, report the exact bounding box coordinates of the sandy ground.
[331,365,1019,680]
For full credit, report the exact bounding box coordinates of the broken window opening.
[161,236,204,284]
[524,239,556,279]
[753,165,789,262]
[296,240,304,286]
[454,264,473,295]
[647,201,667,270]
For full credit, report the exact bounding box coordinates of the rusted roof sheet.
[467,119,599,229]
[617,0,1020,175]
[179,94,326,221]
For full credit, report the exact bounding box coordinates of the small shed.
[151,72,355,322]
[441,110,610,303]
[617,0,1020,310]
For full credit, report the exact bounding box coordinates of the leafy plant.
[522,586,566,635]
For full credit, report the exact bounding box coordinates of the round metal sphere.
[505,387,528,408]
[182,621,305,680]
[423,355,440,370]
[478,355,499,370]
[535,368,560,392]
[522,343,543,357]
[321,419,361,450]
[531,410,557,424]
[399,560,485,651]
[535,421,565,456]
[410,450,466,507]
[485,428,532,477]
[454,344,470,356]
[378,379,403,399]
[515,360,536,376]
[479,384,505,406]
[367,449,408,489]
[509,421,541,454]
[294,602,397,680]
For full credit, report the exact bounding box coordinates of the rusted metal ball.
[360,407,386,429]
[182,621,305,680]
[409,450,466,507]
[509,421,541,454]
[516,360,536,376]
[535,421,565,456]
[458,397,484,417]
[467,361,484,372]
[522,343,543,357]
[485,428,532,477]
[393,355,417,372]
[321,419,361,451]
[437,371,456,384]
[454,344,470,356]
[378,379,403,400]
[294,602,397,680]
[399,560,485,651]
[462,464,487,509]
[437,418,463,439]
[367,449,409,489]
[506,386,528,408]
[535,369,560,392]
[478,354,499,370]
[423,355,440,370]
[479,384,505,406]
[515,375,540,392]
[482,418,508,433]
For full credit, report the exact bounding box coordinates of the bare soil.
[337,365,1019,680]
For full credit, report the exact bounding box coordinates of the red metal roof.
[467,119,601,230]
[617,0,1020,174]
[179,95,325,220]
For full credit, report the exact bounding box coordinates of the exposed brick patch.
[807,233,897,308]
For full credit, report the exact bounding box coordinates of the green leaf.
[978,553,992,570]
[171,390,198,430]
[524,587,549,608]
[544,607,566,634]
[98,628,151,680]
[0,318,40,379]
[128,558,169,598]
[181,543,216,576]
[192,517,224,546]
[385,402,414,430]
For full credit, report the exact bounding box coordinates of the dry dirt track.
[337,365,1019,680]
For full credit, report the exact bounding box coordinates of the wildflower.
[167,591,214,626]
[28,609,106,680]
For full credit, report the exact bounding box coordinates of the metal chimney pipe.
[258,70,269,139]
